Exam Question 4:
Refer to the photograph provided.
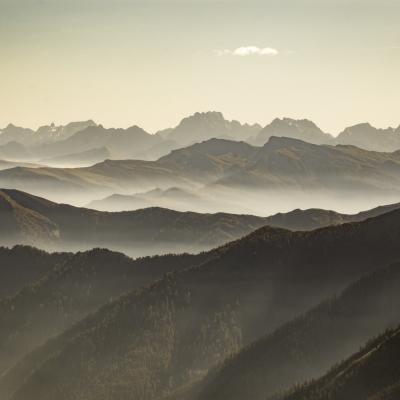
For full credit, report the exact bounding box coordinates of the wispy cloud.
[216,46,279,57]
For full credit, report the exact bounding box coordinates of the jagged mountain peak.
[271,117,322,129]
[190,110,225,120]
[253,117,333,146]
[163,111,261,145]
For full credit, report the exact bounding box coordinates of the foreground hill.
[3,209,400,400]
[195,262,400,400]
[281,325,400,400]
[0,247,210,377]
[0,246,68,298]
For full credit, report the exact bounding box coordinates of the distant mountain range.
[2,205,400,400]
[1,188,399,256]
[1,113,400,168]
[0,121,96,147]
[35,124,162,160]
[0,113,261,163]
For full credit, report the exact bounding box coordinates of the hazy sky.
[1,0,399,134]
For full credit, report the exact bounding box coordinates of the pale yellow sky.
[0,0,399,134]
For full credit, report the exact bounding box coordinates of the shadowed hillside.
[0,247,213,378]
[0,246,68,298]
[281,326,400,400]
[195,262,400,400]
[3,209,400,400]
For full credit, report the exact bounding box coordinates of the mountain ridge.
[2,188,400,256]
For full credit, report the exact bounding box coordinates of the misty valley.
[0,110,400,400]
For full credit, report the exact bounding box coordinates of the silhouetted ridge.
[0,188,271,256]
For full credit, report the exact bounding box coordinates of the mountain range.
[2,113,400,168]
[34,124,163,160]
[0,113,261,164]
[2,136,400,212]
[0,121,96,148]
[0,188,268,256]
[2,188,400,256]
[2,205,400,400]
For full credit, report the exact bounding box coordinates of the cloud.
[216,46,279,57]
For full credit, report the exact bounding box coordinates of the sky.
[0,0,399,134]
